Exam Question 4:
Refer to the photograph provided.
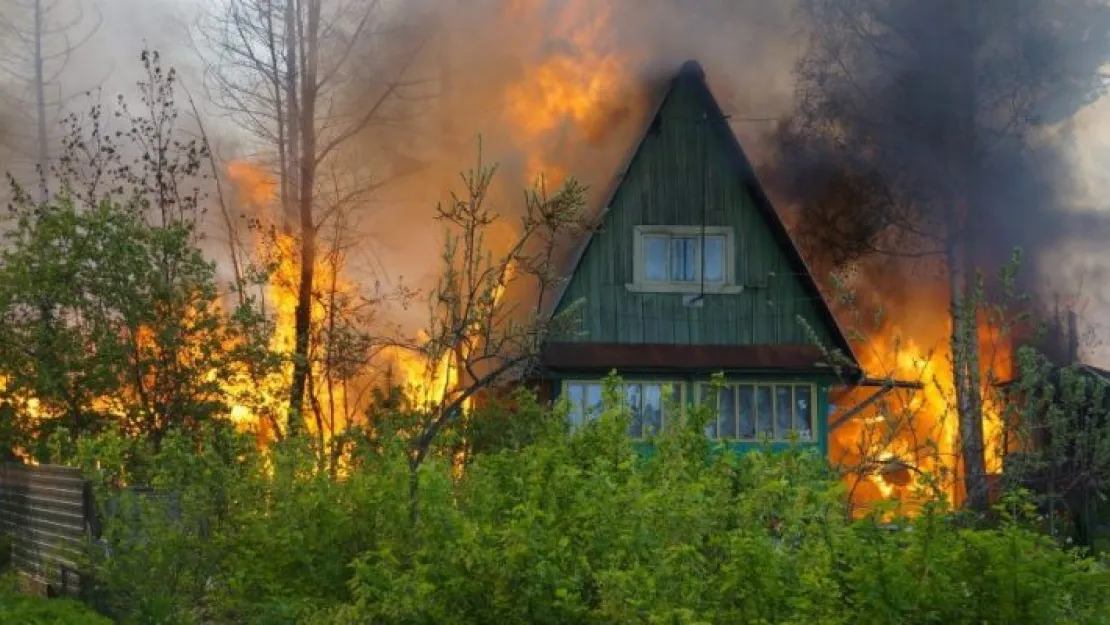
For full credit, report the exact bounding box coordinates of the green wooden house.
[538,60,862,455]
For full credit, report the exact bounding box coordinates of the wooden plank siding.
[0,463,91,596]
[553,77,836,350]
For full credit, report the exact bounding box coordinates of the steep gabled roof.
[549,59,860,373]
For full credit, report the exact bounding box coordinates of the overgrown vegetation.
[40,380,1108,624]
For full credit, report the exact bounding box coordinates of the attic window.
[627,225,742,294]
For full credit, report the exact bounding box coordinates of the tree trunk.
[283,0,301,237]
[33,0,48,202]
[287,0,319,435]
[945,0,988,512]
[949,236,988,510]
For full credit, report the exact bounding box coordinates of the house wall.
[554,78,836,349]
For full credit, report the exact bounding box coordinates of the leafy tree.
[0,197,276,452]
[0,49,281,454]
[1003,344,1110,550]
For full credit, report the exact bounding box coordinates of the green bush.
[71,380,1110,624]
[0,573,112,625]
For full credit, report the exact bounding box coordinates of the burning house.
[535,60,869,456]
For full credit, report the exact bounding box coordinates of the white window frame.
[694,381,817,442]
[561,379,685,440]
[626,225,743,294]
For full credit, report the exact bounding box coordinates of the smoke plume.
[760,0,1110,363]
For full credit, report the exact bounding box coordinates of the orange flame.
[831,278,1013,514]
[502,0,633,186]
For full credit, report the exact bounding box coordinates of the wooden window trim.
[695,381,817,443]
[626,225,743,294]
[562,379,685,440]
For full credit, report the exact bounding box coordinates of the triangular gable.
[548,60,860,372]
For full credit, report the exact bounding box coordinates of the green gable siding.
[554,76,836,349]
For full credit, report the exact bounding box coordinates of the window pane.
[643,236,668,281]
[718,385,737,439]
[699,385,716,439]
[643,384,663,434]
[567,384,584,427]
[755,386,773,437]
[585,384,602,421]
[662,384,680,429]
[703,235,726,282]
[774,386,793,438]
[737,385,755,439]
[625,383,643,438]
[795,386,813,441]
[669,237,696,281]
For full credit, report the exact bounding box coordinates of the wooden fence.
[0,463,92,596]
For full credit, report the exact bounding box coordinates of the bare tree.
[195,0,429,436]
[396,148,587,523]
[0,0,101,200]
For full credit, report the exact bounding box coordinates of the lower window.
[563,381,682,438]
[696,382,815,442]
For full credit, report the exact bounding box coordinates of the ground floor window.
[562,380,683,438]
[695,382,814,442]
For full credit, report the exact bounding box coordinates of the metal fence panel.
[0,463,91,596]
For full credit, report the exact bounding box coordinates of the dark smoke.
[762,0,1110,328]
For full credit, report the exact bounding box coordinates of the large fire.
[830,276,1013,514]
[219,0,621,436]
[0,0,1021,519]
[502,0,636,186]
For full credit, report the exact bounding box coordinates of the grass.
[0,570,113,624]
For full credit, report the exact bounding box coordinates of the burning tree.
[0,49,281,454]
[390,148,587,522]
[769,0,1110,510]
[196,0,427,436]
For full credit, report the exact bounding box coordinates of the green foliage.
[1002,345,1110,548]
[0,47,281,457]
[0,573,112,625]
[460,386,562,456]
[0,197,276,456]
[70,377,1110,625]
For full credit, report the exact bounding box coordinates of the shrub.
[73,380,1110,624]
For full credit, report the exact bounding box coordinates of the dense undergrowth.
[42,383,1110,625]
